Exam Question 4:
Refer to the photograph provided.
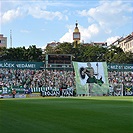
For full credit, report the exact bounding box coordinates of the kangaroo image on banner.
[73,61,109,96]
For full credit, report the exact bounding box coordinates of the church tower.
[73,21,80,48]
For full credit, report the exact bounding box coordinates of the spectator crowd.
[108,71,133,86]
[0,68,75,90]
[0,68,133,92]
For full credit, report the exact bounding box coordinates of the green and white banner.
[107,63,133,71]
[73,61,109,96]
[0,61,44,70]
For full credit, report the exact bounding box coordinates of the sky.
[0,0,133,49]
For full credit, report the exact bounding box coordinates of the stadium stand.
[0,68,132,95]
[0,68,75,91]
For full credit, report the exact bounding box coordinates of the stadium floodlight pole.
[45,55,48,93]
[45,60,46,94]
[96,52,99,80]
[122,63,124,93]
[96,62,98,81]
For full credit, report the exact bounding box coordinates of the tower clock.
[73,21,80,48]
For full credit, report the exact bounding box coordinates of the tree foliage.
[0,45,43,62]
[0,43,132,63]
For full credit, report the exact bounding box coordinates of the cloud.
[1,1,68,24]
[60,0,133,44]
[1,8,22,24]
[77,0,133,33]
[20,29,31,33]
[80,24,99,42]
[106,36,120,46]
[28,6,64,20]
[59,24,74,43]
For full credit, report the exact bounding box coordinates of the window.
[1,40,5,44]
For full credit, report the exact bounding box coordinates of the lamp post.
[108,48,115,72]
[96,54,99,81]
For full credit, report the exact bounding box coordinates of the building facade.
[110,32,133,53]
[120,33,133,52]
[0,34,7,48]
[46,41,60,48]
[83,42,107,48]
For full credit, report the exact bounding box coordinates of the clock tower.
[73,21,80,48]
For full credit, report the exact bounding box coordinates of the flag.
[73,61,109,95]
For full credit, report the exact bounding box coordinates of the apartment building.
[110,32,133,53]
[46,41,61,48]
[118,33,133,52]
[0,34,7,48]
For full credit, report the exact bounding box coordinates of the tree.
[44,45,55,54]
[27,45,43,61]
[124,52,133,64]
[105,46,126,63]
[0,47,7,61]
[0,43,132,63]
[81,45,107,62]
[54,42,73,54]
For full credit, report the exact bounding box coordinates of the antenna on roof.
[10,30,12,48]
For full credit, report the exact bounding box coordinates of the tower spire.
[76,20,78,27]
[73,21,80,48]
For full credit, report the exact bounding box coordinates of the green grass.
[0,97,133,133]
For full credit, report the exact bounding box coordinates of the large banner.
[0,61,44,70]
[0,86,74,98]
[73,61,109,96]
[124,86,133,96]
[107,63,133,71]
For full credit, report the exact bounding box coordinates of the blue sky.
[0,0,133,48]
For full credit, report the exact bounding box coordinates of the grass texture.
[0,96,133,133]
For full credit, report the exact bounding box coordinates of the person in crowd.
[12,89,16,98]
[0,68,132,95]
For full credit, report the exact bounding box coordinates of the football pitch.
[0,96,133,133]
